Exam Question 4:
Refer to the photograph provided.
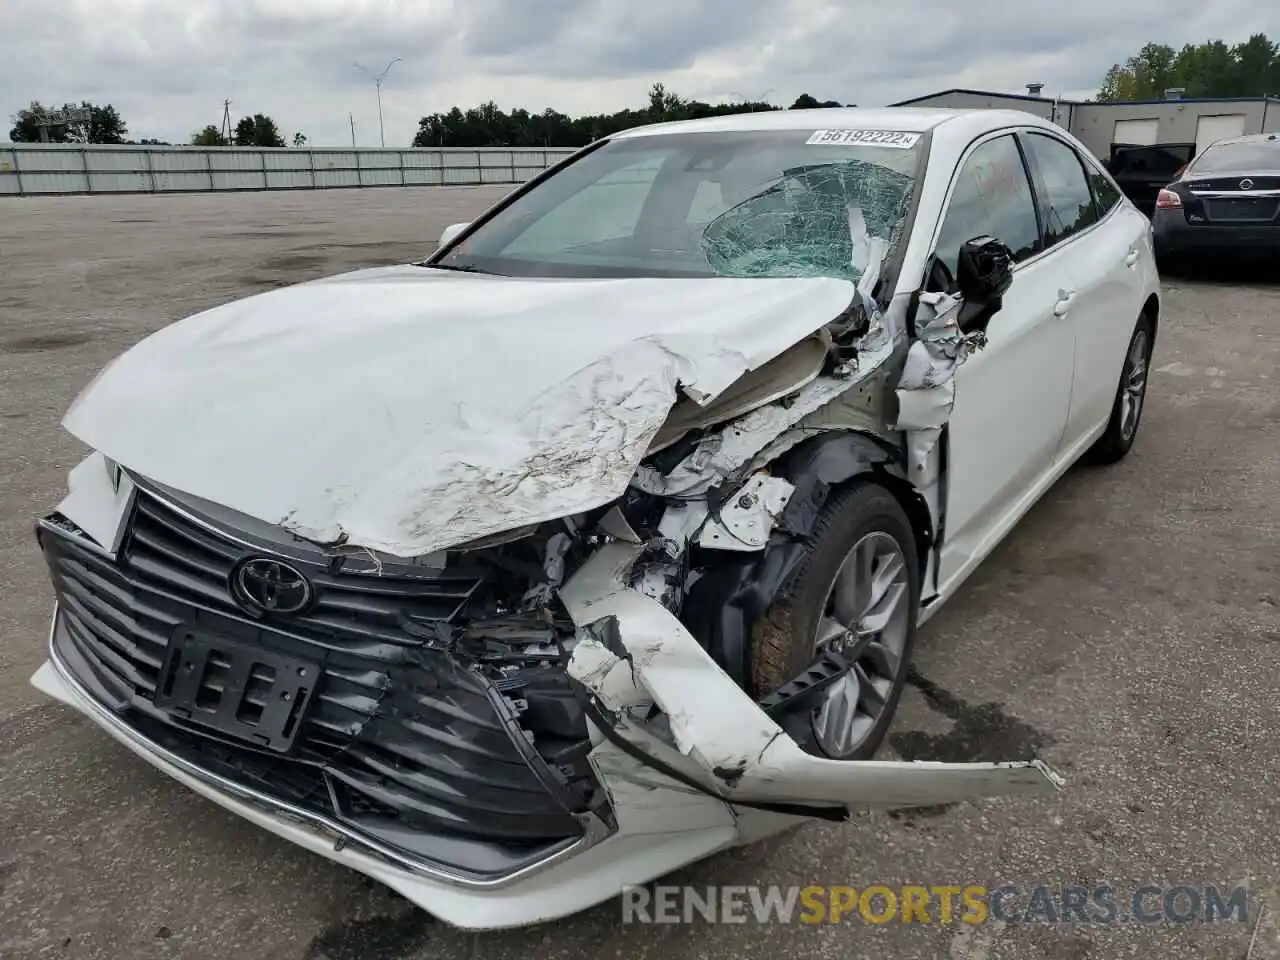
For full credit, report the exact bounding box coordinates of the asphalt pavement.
[1,188,1278,959]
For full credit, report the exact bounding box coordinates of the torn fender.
[561,543,1063,810]
[894,291,987,468]
[632,322,899,500]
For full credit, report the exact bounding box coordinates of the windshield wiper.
[424,262,495,275]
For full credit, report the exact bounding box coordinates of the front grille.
[39,489,599,880]
[127,492,487,652]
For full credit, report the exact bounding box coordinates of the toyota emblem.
[1240,178,1254,190]
[232,557,313,615]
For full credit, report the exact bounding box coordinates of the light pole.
[353,57,403,147]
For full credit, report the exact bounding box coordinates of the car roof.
[1202,132,1280,149]
[609,106,1054,140]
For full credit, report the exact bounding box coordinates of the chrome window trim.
[926,126,1125,280]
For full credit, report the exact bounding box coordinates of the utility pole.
[220,99,233,145]
[35,105,90,142]
[729,89,775,109]
[353,58,403,147]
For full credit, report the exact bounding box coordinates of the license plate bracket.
[1208,198,1277,221]
[154,629,320,753]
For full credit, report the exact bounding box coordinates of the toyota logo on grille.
[232,558,313,615]
[1240,178,1255,190]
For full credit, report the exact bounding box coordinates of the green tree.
[234,114,285,147]
[191,125,227,146]
[85,104,128,143]
[9,100,128,143]
[411,85,784,148]
[1098,34,1280,100]
[1097,42,1179,100]
[292,131,307,147]
[789,93,843,109]
[1230,33,1280,95]
[647,82,686,120]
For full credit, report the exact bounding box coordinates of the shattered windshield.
[431,129,923,281]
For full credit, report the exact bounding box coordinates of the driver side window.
[934,134,1041,278]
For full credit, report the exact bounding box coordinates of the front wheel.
[1085,313,1154,465]
[750,481,920,760]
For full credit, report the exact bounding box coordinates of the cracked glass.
[434,130,923,281]
[700,160,914,282]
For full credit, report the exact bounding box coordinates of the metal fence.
[0,144,579,197]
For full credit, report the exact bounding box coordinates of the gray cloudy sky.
[3,0,1276,146]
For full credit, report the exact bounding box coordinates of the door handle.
[1053,289,1075,317]
[1125,248,1140,267]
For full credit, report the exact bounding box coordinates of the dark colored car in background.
[1106,142,1196,216]
[1152,133,1280,268]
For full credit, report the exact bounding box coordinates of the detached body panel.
[26,105,1162,931]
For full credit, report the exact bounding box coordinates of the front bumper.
[32,453,1065,929]
[33,648,744,930]
[37,489,606,884]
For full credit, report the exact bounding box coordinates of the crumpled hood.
[65,265,857,557]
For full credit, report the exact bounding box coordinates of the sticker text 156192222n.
[805,129,922,149]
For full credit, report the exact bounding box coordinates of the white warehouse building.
[891,86,1280,163]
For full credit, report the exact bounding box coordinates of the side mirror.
[439,222,470,248]
[955,235,1014,335]
[957,235,1013,303]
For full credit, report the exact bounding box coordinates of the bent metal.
[29,105,1161,930]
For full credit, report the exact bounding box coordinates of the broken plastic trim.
[552,615,846,821]
[895,290,988,468]
[561,541,1065,809]
[756,648,857,719]
[632,320,900,502]
[577,684,850,823]
[682,431,921,688]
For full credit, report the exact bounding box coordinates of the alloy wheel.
[810,531,911,757]
[1119,329,1150,443]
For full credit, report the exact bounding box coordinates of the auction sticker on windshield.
[806,129,921,148]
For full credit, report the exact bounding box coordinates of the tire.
[1084,312,1155,465]
[750,481,920,760]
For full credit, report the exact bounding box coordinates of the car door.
[927,132,1077,593]
[1021,132,1149,455]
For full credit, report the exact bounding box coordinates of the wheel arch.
[774,431,934,584]
[680,430,934,691]
[1142,291,1160,341]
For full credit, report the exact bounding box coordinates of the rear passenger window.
[934,134,1041,277]
[1023,134,1099,245]
[1084,157,1123,217]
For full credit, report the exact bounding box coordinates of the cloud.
[3,0,1277,146]
[458,0,783,77]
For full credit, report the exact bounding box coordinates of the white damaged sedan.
[32,107,1159,929]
